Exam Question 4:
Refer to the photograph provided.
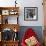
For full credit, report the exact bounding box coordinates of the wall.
[0,0,44,26]
[18,0,44,26]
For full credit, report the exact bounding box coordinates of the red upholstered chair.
[21,28,41,46]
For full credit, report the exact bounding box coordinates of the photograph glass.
[24,7,38,21]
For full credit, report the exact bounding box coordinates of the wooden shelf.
[0,7,19,10]
[0,7,19,46]
[0,24,20,32]
[0,40,19,46]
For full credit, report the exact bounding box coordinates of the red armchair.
[21,28,41,46]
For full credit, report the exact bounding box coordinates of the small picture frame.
[24,7,38,21]
[2,10,9,15]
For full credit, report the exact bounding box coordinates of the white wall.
[0,0,44,26]
[18,0,44,26]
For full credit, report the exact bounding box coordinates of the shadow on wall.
[18,26,44,44]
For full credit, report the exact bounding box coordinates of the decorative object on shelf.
[5,18,8,24]
[9,10,18,15]
[13,28,18,41]
[24,7,38,21]
[14,28,17,32]
[13,32,18,41]
[1,28,13,41]
[15,0,17,7]
[2,16,8,24]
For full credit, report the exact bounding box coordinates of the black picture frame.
[24,7,38,21]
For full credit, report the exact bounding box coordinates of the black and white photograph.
[24,7,38,21]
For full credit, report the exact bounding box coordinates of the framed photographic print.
[24,7,38,21]
[2,10,9,15]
